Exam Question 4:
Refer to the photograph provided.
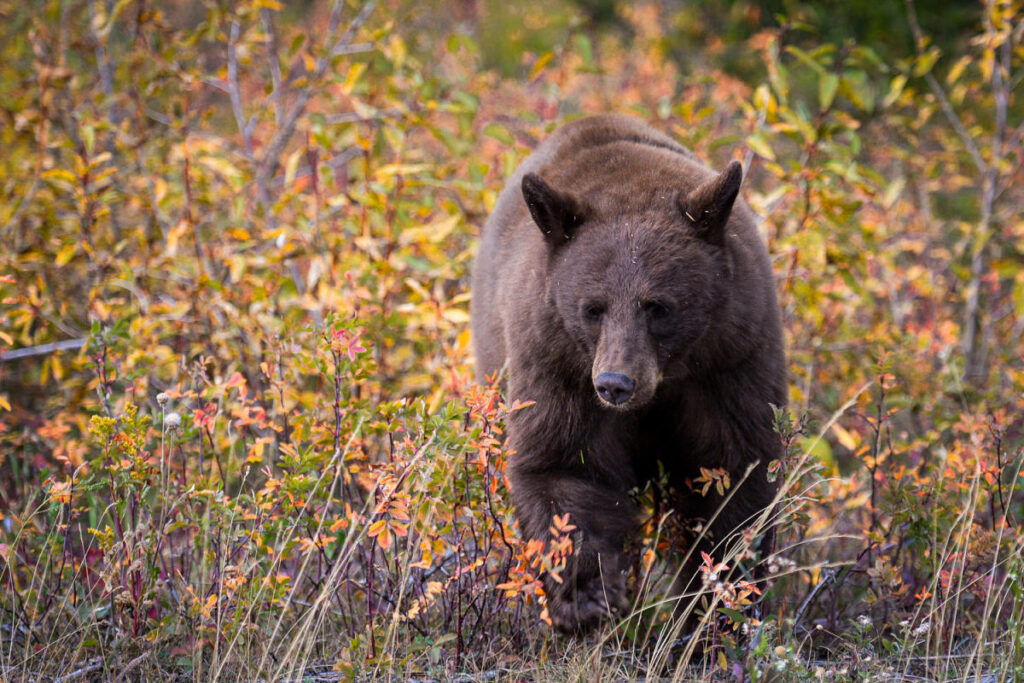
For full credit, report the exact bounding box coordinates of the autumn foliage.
[1,0,1023,680]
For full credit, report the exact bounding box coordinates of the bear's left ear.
[522,172,589,245]
[677,160,743,246]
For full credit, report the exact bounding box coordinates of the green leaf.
[840,71,875,112]
[718,607,747,623]
[746,133,776,161]
[882,74,908,108]
[482,121,513,145]
[769,62,789,102]
[819,73,839,110]
[1013,274,1024,321]
[575,35,593,66]
[785,46,827,75]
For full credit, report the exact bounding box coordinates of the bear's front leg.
[510,468,637,632]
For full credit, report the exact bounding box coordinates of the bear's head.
[521,161,743,410]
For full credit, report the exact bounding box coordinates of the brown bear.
[470,114,786,633]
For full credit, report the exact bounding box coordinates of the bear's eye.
[643,300,671,320]
[582,302,606,321]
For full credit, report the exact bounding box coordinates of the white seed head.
[157,392,170,407]
[165,412,182,432]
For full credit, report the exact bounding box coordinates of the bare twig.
[904,0,988,175]
[116,651,152,682]
[324,105,405,125]
[53,658,105,682]
[254,0,378,196]
[331,41,375,56]
[0,337,87,362]
[904,0,1015,383]
[228,20,255,158]
[260,7,285,126]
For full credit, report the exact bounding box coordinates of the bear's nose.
[595,372,636,406]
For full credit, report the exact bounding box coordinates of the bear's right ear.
[522,173,589,245]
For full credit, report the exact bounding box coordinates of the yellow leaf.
[530,52,554,81]
[0,396,10,411]
[398,214,459,246]
[166,220,189,256]
[441,308,469,324]
[946,55,971,86]
[831,423,858,451]
[284,148,302,187]
[198,155,242,184]
[374,163,430,180]
[385,35,407,69]
[41,168,76,191]
[55,243,77,266]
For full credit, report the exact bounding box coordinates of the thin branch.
[332,0,378,54]
[255,0,378,195]
[331,41,375,56]
[52,658,105,683]
[0,176,41,235]
[260,7,285,127]
[0,338,89,364]
[90,0,115,101]
[904,0,988,175]
[115,652,152,682]
[962,0,1013,382]
[324,105,404,125]
[227,20,254,158]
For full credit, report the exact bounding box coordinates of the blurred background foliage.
[1,0,1023,680]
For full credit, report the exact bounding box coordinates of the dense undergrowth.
[1,0,1023,680]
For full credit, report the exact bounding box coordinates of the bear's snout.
[594,372,636,406]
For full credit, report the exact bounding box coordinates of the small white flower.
[856,614,872,629]
[164,412,182,432]
[157,392,170,407]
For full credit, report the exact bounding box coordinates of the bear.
[470,114,786,633]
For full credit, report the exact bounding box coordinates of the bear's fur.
[470,114,786,632]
